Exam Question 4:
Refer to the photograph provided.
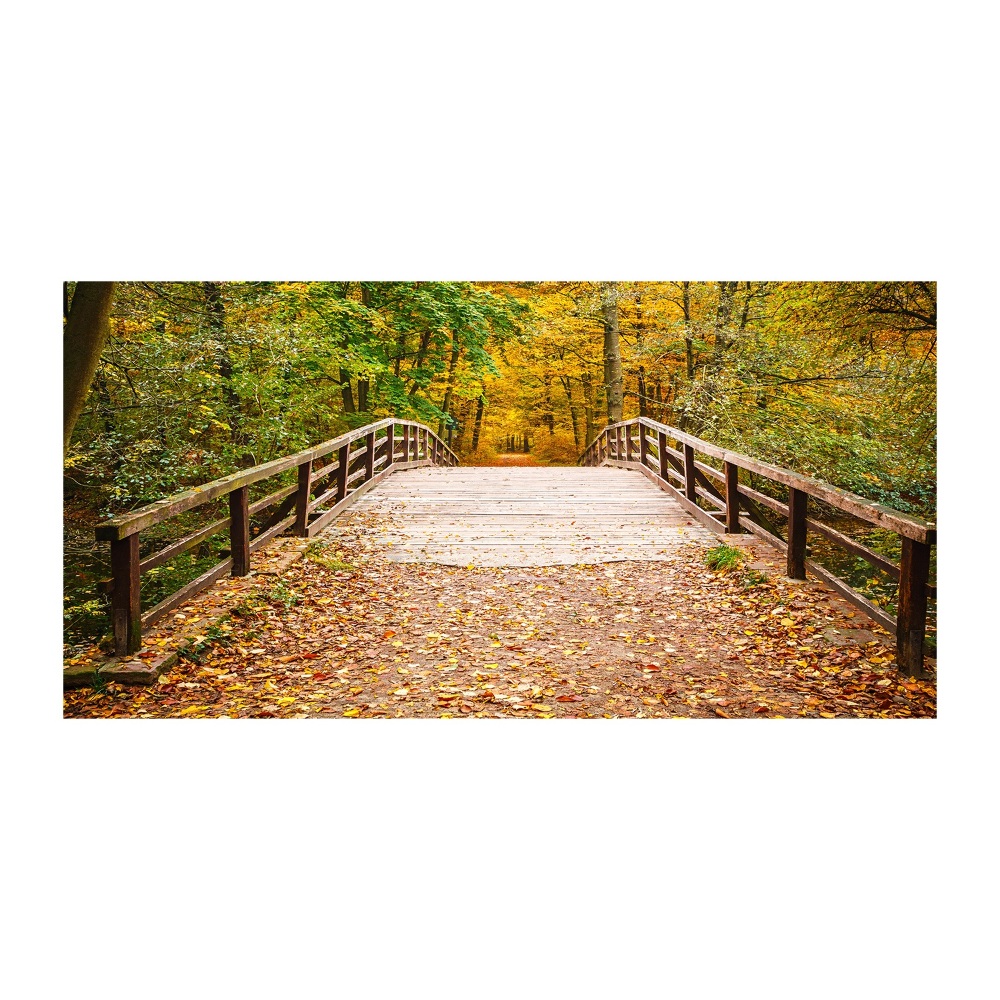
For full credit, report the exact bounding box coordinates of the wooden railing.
[95,419,458,655]
[581,417,936,677]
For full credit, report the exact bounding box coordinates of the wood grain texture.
[327,466,717,566]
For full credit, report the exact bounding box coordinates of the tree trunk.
[600,281,623,424]
[203,282,243,444]
[471,395,485,452]
[712,280,739,364]
[682,281,695,380]
[581,370,596,446]
[560,375,580,448]
[63,281,117,453]
[438,330,461,437]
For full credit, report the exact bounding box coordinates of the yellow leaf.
[276,697,295,706]
[179,706,202,716]
[781,618,794,627]
[343,707,360,717]
[819,712,837,719]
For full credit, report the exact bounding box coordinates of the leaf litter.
[63,532,936,720]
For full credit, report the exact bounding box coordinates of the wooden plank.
[693,459,726,484]
[335,442,350,502]
[635,464,726,534]
[897,537,931,676]
[725,461,741,533]
[229,486,250,576]
[249,513,297,553]
[657,430,668,482]
[805,517,900,580]
[94,418,399,540]
[310,458,339,483]
[248,482,299,517]
[804,558,897,635]
[684,444,697,502]
[737,482,789,516]
[787,487,807,579]
[139,516,231,574]
[306,467,393,537]
[624,417,936,543]
[111,533,141,655]
[140,558,233,629]
[295,461,312,535]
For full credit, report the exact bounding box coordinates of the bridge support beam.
[110,534,141,655]
[897,537,931,677]
[787,488,807,579]
[295,460,312,535]
[229,486,250,576]
[725,461,742,534]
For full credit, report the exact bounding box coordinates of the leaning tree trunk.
[600,281,623,425]
[203,281,244,445]
[63,281,117,453]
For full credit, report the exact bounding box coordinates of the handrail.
[96,419,458,655]
[581,416,935,677]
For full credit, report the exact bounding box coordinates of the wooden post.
[364,429,376,481]
[897,537,931,677]
[110,533,141,655]
[683,444,697,502]
[626,424,634,463]
[294,460,312,535]
[401,424,409,464]
[787,487,807,579]
[336,442,349,501]
[639,423,648,469]
[657,431,668,481]
[230,486,250,576]
[725,461,742,534]
[385,423,394,467]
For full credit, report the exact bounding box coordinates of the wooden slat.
[230,486,250,576]
[738,515,898,637]
[310,458,339,483]
[738,482,789,516]
[111,534,141,655]
[635,464,726,534]
[622,417,936,543]
[725,461,741,534]
[139,516,231,574]
[95,418,400,540]
[249,514,297,553]
[805,517,900,580]
[346,466,368,487]
[897,537,931,676]
[295,461,312,535]
[306,468,393,537]
[141,558,233,629]
[248,482,299,517]
[694,459,726,484]
[804,558,897,635]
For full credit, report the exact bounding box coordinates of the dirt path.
[63,523,936,719]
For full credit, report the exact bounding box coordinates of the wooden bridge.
[91,416,936,678]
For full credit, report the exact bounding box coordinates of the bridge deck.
[324,466,717,565]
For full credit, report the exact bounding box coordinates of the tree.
[600,281,623,424]
[64,281,116,453]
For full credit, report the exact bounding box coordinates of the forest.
[63,280,936,650]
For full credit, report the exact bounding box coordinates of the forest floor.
[63,524,936,720]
